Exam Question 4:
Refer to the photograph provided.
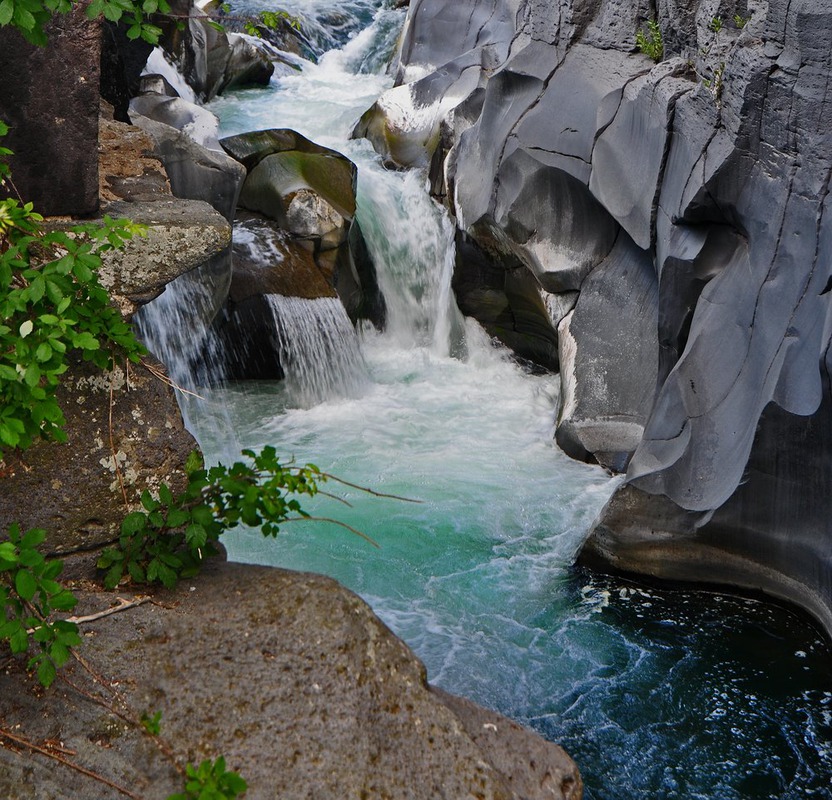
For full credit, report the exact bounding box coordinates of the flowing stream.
[149,2,832,797]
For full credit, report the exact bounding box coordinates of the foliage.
[97,447,322,589]
[141,709,163,736]
[242,8,300,36]
[0,0,170,45]
[167,756,247,800]
[0,196,148,461]
[0,0,299,46]
[708,15,723,34]
[733,13,750,28]
[0,524,81,687]
[635,19,663,62]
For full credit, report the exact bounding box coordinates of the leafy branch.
[0,524,81,687]
[97,446,353,589]
[0,122,148,462]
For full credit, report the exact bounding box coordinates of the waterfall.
[266,294,368,406]
[356,166,467,358]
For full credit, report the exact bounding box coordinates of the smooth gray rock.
[128,108,246,223]
[556,234,658,471]
[392,0,832,633]
[158,0,274,101]
[453,231,560,370]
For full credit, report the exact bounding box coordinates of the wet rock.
[0,558,583,800]
[96,198,232,318]
[453,231,560,371]
[221,129,383,333]
[157,0,274,101]
[556,235,658,472]
[232,145,357,224]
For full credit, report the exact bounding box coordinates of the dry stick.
[65,596,150,625]
[0,727,143,800]
[283,515,380,548]
[317,472,423,504]
[141,359,204,399]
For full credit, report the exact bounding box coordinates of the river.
[147,1,832,797]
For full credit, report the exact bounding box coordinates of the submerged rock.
[0,557,583,800]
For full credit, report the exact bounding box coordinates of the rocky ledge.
[0,554,582,800]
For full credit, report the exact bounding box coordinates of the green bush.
[97,447,325,589]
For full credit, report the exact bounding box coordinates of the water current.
[149,2,832,797]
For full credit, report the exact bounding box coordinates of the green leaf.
[185,523,207,548]
[10,626,29,654]
[122,511,148,536]
[15,569,37,601]
[0,0,13,27]
[20,527,47,549]
[37,658,57,688]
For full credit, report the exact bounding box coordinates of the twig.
[283,516,380,548]
[315,490,353,507]
[0,727,143,800]
[317,472,422,504]
[65,596,150,625]
[140,359,203,399]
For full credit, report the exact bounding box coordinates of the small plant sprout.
[635,19,664,62]
[709,15,723,33]
[733,13,750,28]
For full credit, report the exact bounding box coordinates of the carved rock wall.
[365,0,832,634]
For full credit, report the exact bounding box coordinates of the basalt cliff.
[359,0,832,636]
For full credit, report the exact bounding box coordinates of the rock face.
[362,0,832,635]
[158,0,274,102]
[0,357,197,554]
[215,129,385,379]
[0,7,100,215]
[0,557,582,800]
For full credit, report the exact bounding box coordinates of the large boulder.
[220,128,385,339]
[0,557,583,800]
[129,98,246,222]
[97,198,232,318]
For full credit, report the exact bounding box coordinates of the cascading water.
[266,295,368,406]
[140,2,832,798]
